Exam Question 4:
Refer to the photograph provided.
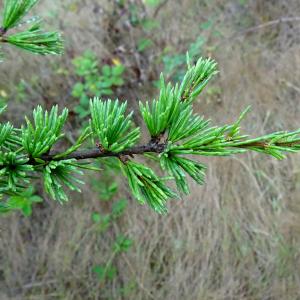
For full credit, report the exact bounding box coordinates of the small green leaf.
[72,82,85,97]
[2,187,42,216]
[98,80,113,89]
[137,38,153,52]
[200,20,213,30]
[112,64,125,76]
[112,199,128,218]
[92,212,101,223]
[141,19,159,31]
[92,265,117,281]
[144,0,160,7]
[112,77,124,86]
[114,235,133,253]
[101,89,113,95]
[102,65,111,77]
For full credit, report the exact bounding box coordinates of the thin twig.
[40,141,166,162]
[153,0,169,18]
[0,27,6,36]
[228,16,300,41]
[281,79,300,95]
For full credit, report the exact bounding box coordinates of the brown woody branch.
[0,27,6,37]
[40,142,166,162]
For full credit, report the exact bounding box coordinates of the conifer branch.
[1,3,300,214]
[0,0,63,57]
[33,134,300,163]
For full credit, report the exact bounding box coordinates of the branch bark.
[27,138,300,164]
[40,142,166,162]
[0,27,6,36]
[227,16,300,42]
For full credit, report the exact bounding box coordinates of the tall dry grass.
[1,0,300,299]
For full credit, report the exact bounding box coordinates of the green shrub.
[72,51,125,119]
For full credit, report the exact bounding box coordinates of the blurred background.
[1,0,300,299]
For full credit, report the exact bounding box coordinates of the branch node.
[118,154,130,164]
[0,27,7,36]
[96,142,106,153]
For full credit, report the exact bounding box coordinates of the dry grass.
[1,0,300,299]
